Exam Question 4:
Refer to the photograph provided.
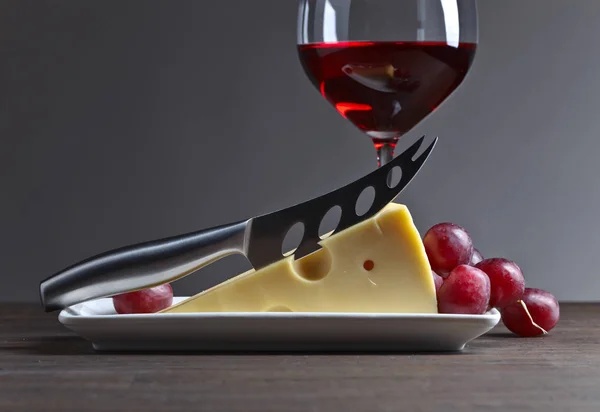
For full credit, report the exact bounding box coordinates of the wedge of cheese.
[162,203,437,313]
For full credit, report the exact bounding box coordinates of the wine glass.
[297,0,478,166]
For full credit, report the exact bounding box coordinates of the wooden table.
[1,303,598,411]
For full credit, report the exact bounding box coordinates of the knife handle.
[39,219,249,312]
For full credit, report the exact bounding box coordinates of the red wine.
[298,41,476,139]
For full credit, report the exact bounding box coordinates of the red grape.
[501,288,559,337]
[112,284,174,314]
[437,264,490,315]
[475,258,525,309]
[470,248,483,266]
[432,271,444,293]
[423,223,474,276]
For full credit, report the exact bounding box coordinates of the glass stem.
[376,142,396,188]
[376,142,395,167]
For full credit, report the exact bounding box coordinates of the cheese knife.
[40,135,437,312]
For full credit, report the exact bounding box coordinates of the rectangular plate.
[59,297,500,352]
[58,297,500,352]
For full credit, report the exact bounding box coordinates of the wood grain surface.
[0,303,598,412]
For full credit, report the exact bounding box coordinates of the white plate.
[58,297,501,352]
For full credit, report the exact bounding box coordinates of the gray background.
[1,0,598,302]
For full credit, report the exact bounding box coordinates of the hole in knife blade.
[387,166,402,188]
[355,186,375,217]
[282,222,305,256]
[319,205,342,239]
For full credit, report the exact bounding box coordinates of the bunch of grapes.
[424,222,559,337]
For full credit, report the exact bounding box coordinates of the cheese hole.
[266,305,292,312]
[282,222,305,256]
[363,260,375,271]
[387,166,402,188]
[293,248,332,281]
[319,205,342,239]
[355,186,375,216]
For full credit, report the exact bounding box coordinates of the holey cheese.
[162,203,438,314]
